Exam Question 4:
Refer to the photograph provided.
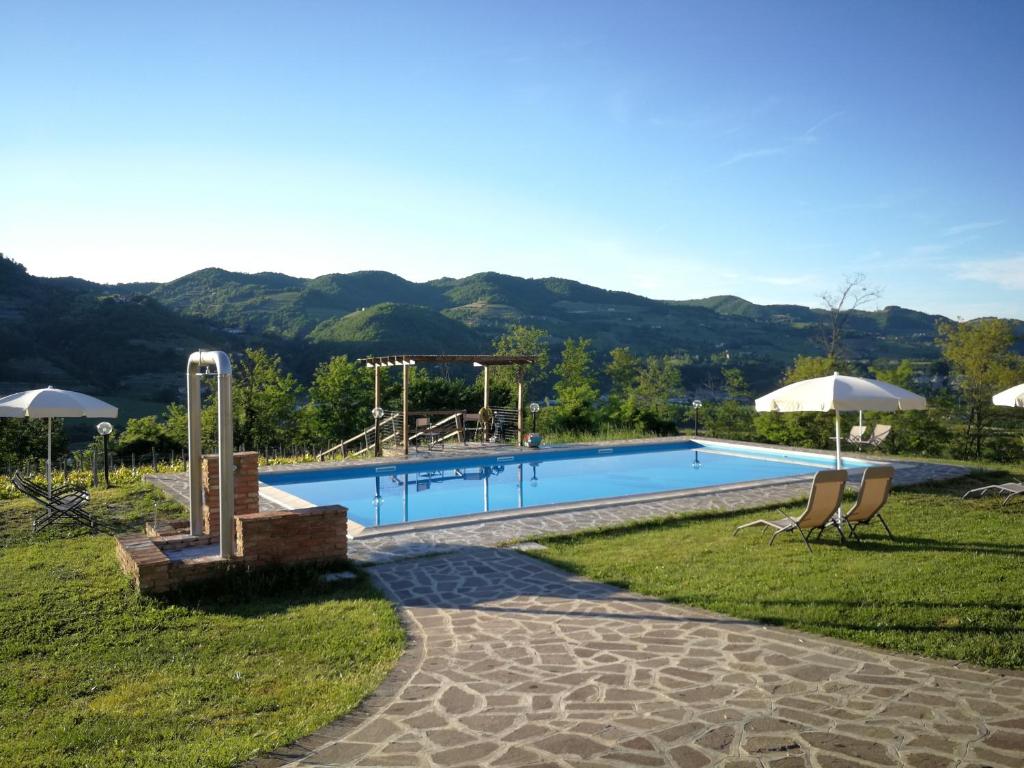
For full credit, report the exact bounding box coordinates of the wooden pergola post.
[402,363,409,456]
[357,355,537,454]
[516,365,524,442]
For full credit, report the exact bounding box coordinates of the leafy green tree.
[233,348,303,453]
[606,347,642,398]
[305,356,375,444]
[487,325,550,405]
[630,357,682,433]
[0,417,63,470]
[722,367,752,399]
[161,399,222,453]
[604,346,641,424]
[162,403,188,450]
[706,366,755,439]
[408,367,476,412]
[119,416,171,455]
[552,338,599,431]
[939,319,1021,459]
[869,360,951,457]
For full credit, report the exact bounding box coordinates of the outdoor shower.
[186,351,235,558]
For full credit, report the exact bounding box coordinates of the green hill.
[308,303,484,354]
[4,253,1022,420]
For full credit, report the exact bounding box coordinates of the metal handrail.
[407,411,464,448]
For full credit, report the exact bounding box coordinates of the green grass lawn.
[0,483,404,767]
[530,469,1024,669]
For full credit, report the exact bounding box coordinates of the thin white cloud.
[956,254,1024,290]
[797,111,845,144]
[942,220,1003,238]
[720,110,842,167]
[719,146,788,167]
[910,243,956,256]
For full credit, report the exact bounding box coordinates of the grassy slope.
[0,484,404,767]
[532,470,1024,669]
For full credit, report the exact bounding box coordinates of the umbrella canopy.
[0,387,117,495]
[993,383,1024,408]
[755,372,927,468]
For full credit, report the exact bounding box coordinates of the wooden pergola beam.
[357,353,538,454]
[358,354,536,368]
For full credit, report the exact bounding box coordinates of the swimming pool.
[260,440,869,530]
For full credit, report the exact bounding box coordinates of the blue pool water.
[261,441,867,529]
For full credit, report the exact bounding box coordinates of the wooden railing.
[407,411,465,450]
[316,412,400,461]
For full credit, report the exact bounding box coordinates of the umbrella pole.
[834,411,842,470]
[47,417,53,497]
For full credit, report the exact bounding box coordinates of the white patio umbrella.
[755,372,927,468]
[993,383,1024,408]
[0,387,118,495]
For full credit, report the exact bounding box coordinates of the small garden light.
[530,401,540,432]
[96,421,113,488]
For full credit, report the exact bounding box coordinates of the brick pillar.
[202,452,260,536]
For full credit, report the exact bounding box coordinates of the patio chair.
[734,469,848,553]
[13,471,90,506]
[867,424,892,449]
[412,417,444,452]
[846,425,870,446]
[462,413,483,443]
[844,465,896,540]
[962,481,1024,505]
[12,471,99,533]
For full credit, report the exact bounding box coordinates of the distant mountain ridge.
[2,254,1021,421]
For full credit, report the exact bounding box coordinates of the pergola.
[358,354,537,455]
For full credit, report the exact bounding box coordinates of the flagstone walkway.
[247,547,1024,768]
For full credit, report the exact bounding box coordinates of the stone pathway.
[246,547,1024,768]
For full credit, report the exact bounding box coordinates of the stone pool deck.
[245,546,1024,768]
[146,442,1022,768]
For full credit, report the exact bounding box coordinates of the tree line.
[2,317,1021,468]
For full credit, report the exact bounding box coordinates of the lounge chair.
[12,471,98,533]
[844,465,896,539]
[962,481,1024,505]
[867,424,891,449]
[846,425,870,446]
[734,469,848,552]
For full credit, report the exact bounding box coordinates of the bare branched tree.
[819,273,882,362]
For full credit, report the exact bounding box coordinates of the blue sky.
[2,1,1021,319]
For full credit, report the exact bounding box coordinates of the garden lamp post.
[692,400,703,437]
[530,402,540,432]
[96,421,113,488]
[372,406,385,457]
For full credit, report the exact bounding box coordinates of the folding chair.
[734,469,848,553]
[12,471,99,533]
